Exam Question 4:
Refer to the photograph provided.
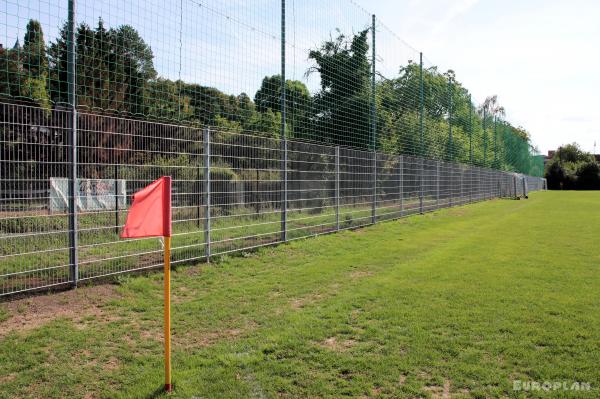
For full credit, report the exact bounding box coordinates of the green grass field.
[1,191,599,398]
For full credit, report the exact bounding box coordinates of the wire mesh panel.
[375,152,401,222]
[0,103,72,294]
[209,131,282,255]
[286,140,336,239]
[338,147,373,230]
[401,155,420,216]
[0,0,548,295]
[76,112,205,280]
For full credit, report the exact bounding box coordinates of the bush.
[576,161,600,190]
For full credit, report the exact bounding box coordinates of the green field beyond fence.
[1,191,599,398]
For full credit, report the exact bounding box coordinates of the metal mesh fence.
[0,0,546,295]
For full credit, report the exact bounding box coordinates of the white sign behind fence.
[50,178,126,212]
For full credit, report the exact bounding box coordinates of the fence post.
[203,128,211,260]
[419,158,424,214]
[469,94,473,164]
[469,166,473,204]
[372,151,377,224]
[399,155,404,217]
[436,160,440,209]
[522,177,528,199]
[419,52,424,214]
[67,0,79,287]
[114,164,119,235]
[513,174,518,198]
[479,168,483,201]
[197,164,201,227]
[458,164,465,205]
[281,139,288,240]
[483,108,487,167]
[280,0,288,242]
[371,14,377,225]
[335,146,340,230]
[448,77,453,162]
[494,116,498,169]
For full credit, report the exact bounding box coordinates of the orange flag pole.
[164,235,172,392]
[119,176,173,392]
[162,176,173,393]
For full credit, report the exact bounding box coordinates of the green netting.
[0,0,542,176]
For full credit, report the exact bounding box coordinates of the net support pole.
[203,127,211,260]
[469,94,473,164]
[419,158,424,214]
[494,116,498,168]
[280,0,287,242]
[281,139,288,241]
[67,0,79,288]
[469,96,473,203]
[419,52,424,214]
[370,14,377,224]
[483,108,487,167]
[448,76,453,162]
[335,146,340,230]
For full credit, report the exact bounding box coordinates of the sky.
[4,0,600,155]
[359,0,600,155]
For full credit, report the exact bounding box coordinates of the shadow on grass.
[145,385,173,399]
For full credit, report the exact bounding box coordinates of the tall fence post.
[419,52,424,214]
[67,0,79,287]
[493,116,498,168]
[370,14,377,224]
[419,159,424,214]
[483,108,487,167]
[335,146,340,230]
[522,177,528,199]
[513,174,518,198]
[280,0,288,242]
[203,128,211,260]
[448,76,453,162]
[399,155,404,217]
[281,139,288,241]
[469,94,473,164]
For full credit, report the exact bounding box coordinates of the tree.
[254,75,312,139]
[49,20,156,115]
[544,143,598,189]
[307,29,371,147]
[576,161,600,190]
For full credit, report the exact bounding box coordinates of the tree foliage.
[0,20,541,176]
[545,143,600,190]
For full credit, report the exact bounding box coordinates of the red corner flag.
[120,176,174,392]
[121,176,172,238]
